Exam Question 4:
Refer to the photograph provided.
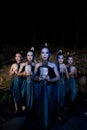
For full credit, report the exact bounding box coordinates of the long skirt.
[33,81,41,116]
[39,80,54,128]
[68,77,77,102]
[56,80,65,111]
[10,76,23,105]
[21,77,33,111]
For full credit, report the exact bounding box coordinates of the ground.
[0,88,87,130]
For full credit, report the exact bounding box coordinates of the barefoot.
[22,106,26,111]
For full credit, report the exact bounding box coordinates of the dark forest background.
[0,7,87,51]
[0,8,87,128]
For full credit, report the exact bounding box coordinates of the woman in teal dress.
[66,53,77,103]
[18,47,35,112]
[9,52,23,113]
[34,43,59,129]
[55,50,69,120]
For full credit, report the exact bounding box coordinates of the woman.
[34,43,60,129]
[9,52,23,113]
[18,47,35,112]
[56,50,69,120]
[66,52,77,102]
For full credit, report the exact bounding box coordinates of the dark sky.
[0,7,87,49]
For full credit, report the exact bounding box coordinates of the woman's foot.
[22,106,26,111]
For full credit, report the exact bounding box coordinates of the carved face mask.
[25,65,31,73]
[40,67,48,78]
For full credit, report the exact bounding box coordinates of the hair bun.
[66,52,72,59]
[45,43,48,47]
[30,47,34,51]
[58,49,62,53]
[67,52,70,56]
[57,49,63,55]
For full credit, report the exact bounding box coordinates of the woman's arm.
[9,64,14,76]
[33,63,42,81]
[46,63,60,82]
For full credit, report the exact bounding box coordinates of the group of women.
[9,43,77,129]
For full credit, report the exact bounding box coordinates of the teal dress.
[68,76,77,102]
[10,63,23,106]
[34,63,56,129]
[56,64,66,111]
[66,65,77,102]
[21,64,35,111]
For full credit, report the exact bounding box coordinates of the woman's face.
[41,48,50,61]
[67,57,73,65]
[15,53,22,63]
[58,55,64,64]
[27,51,34,62]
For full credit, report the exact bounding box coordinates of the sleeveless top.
[27,61,35,73]
[57,63,66,80]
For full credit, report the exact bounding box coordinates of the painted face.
[15,53,22,63]
[27,51,34,62]
[58,55,64,64]
[41,48,50,61]
[67,57,73,65]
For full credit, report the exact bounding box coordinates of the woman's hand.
[45,75,50,82]
[23,71,32,77]
[39,76,45,81]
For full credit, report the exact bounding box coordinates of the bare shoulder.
[11,63,17,68]
[20,62,27,67]
[35,62,42,68]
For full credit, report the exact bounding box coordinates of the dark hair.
[28,47,35,56]
[41,43,50,52]
[66,52,72,60]
[57,49,63,59]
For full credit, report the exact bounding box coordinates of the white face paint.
[41,48,50,61]
[67,57,73,65]
[27,51,34,62]
[15,53,21,63]
[58,55,64,64]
